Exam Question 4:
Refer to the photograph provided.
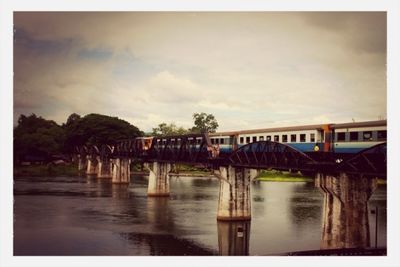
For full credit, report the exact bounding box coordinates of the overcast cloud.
[13,12,386,132]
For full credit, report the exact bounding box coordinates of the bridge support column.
[111,158,131,184]
[146,162,171,197]
[248,169,260,182]
[217,220,251,255]
[217,166,251,221]
[316,173,377,249]
[86,156,99,175]
[77,155,87,172]
[97,159,111,178]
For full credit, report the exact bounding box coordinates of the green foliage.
[151,122,188,136]
[14,163,80,177]
[14,114,65,161]
[64,113,143,151]
[14,113,144,163]
[256,170,313,182]
[190,112,219,133]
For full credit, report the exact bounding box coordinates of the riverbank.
[14,164,80,177]
[255,170,314,182]
[14,164,386,185]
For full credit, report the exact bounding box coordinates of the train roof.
[209,120,386,137]
[210,123,328,136]
[331,120,387,129]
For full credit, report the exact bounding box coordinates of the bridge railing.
[74,137,386,177]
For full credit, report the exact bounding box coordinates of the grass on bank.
[255,170,314,182]
[14,163,80,177]
[14,163,387,185]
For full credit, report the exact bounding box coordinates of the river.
[13,175,387,256]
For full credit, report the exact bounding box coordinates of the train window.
[300,134,306,142]
[211,138,215,144]
[291,134,297,142]
[377,130,387,140]
[246,137,250,143]
[363,131,373,141]
[259,136,264,141]
[267,136,271,141]
[220,138,224,144]
[350,131,359,141]
[282,135,288,142]
[274,135,279,142]
[252,136,257,142]
[337,132,346,141]
[310,133,315,142]
[240,137,244,144]
[216,138,219,144]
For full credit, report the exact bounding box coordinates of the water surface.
[13,175,386,255]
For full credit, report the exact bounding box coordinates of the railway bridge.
[75,133,386,251]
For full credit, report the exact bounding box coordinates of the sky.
[13,12,387,132]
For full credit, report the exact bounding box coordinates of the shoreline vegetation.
[13,164,387,185]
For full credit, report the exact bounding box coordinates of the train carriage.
[208,120,386,155]
[331,120,387,153]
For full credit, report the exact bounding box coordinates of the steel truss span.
[76,134,387,178]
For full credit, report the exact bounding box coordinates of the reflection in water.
[120,232,215,256]
[217,221,251,255]
[146,197,175,233]
[288,182,322,233]
[13,175,387,255]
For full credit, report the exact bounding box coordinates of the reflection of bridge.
[75,133,386,254]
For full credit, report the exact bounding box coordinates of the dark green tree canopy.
[14,113,143,163]
[64,113,143,150]
[14,114,65,161]
[190,112,219,133]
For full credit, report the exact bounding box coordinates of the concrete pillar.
[97,159,112,178]
[217,166,251,221]
[146,162,171,197]
[86,156,99,175]
[111,158,131,184]
[78,155,87,172]
[316,173,377,249]
[248,168,260,182]
[217,220,251,255]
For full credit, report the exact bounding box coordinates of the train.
[137,120,386,156]
[208,120,387,154]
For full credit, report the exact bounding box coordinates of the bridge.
[75,133,386,253]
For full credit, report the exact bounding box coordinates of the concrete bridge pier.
[216,166,251,221]
[86,156,99,175]
[316,173,377,249]
[97,159,112,178]
[248,169,260,182]
[217,220,251,255]
[77,155,87,172]
[111,158,131,184]
[146,162,171,197]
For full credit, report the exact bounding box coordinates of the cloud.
[77,47,113,61]
[13,12,386,132]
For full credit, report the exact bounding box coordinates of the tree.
[65,113,81,127]
[190,112,219,133]
[64,113,143,151]
[14,112,144,164]
[14,114,65,162]
[152,122,188,136]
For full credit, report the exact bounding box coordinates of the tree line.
[14,112,218,163]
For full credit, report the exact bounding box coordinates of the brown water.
[13,175,386,255]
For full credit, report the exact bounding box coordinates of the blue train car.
[331,120,387,153]
[209,120,386,155]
